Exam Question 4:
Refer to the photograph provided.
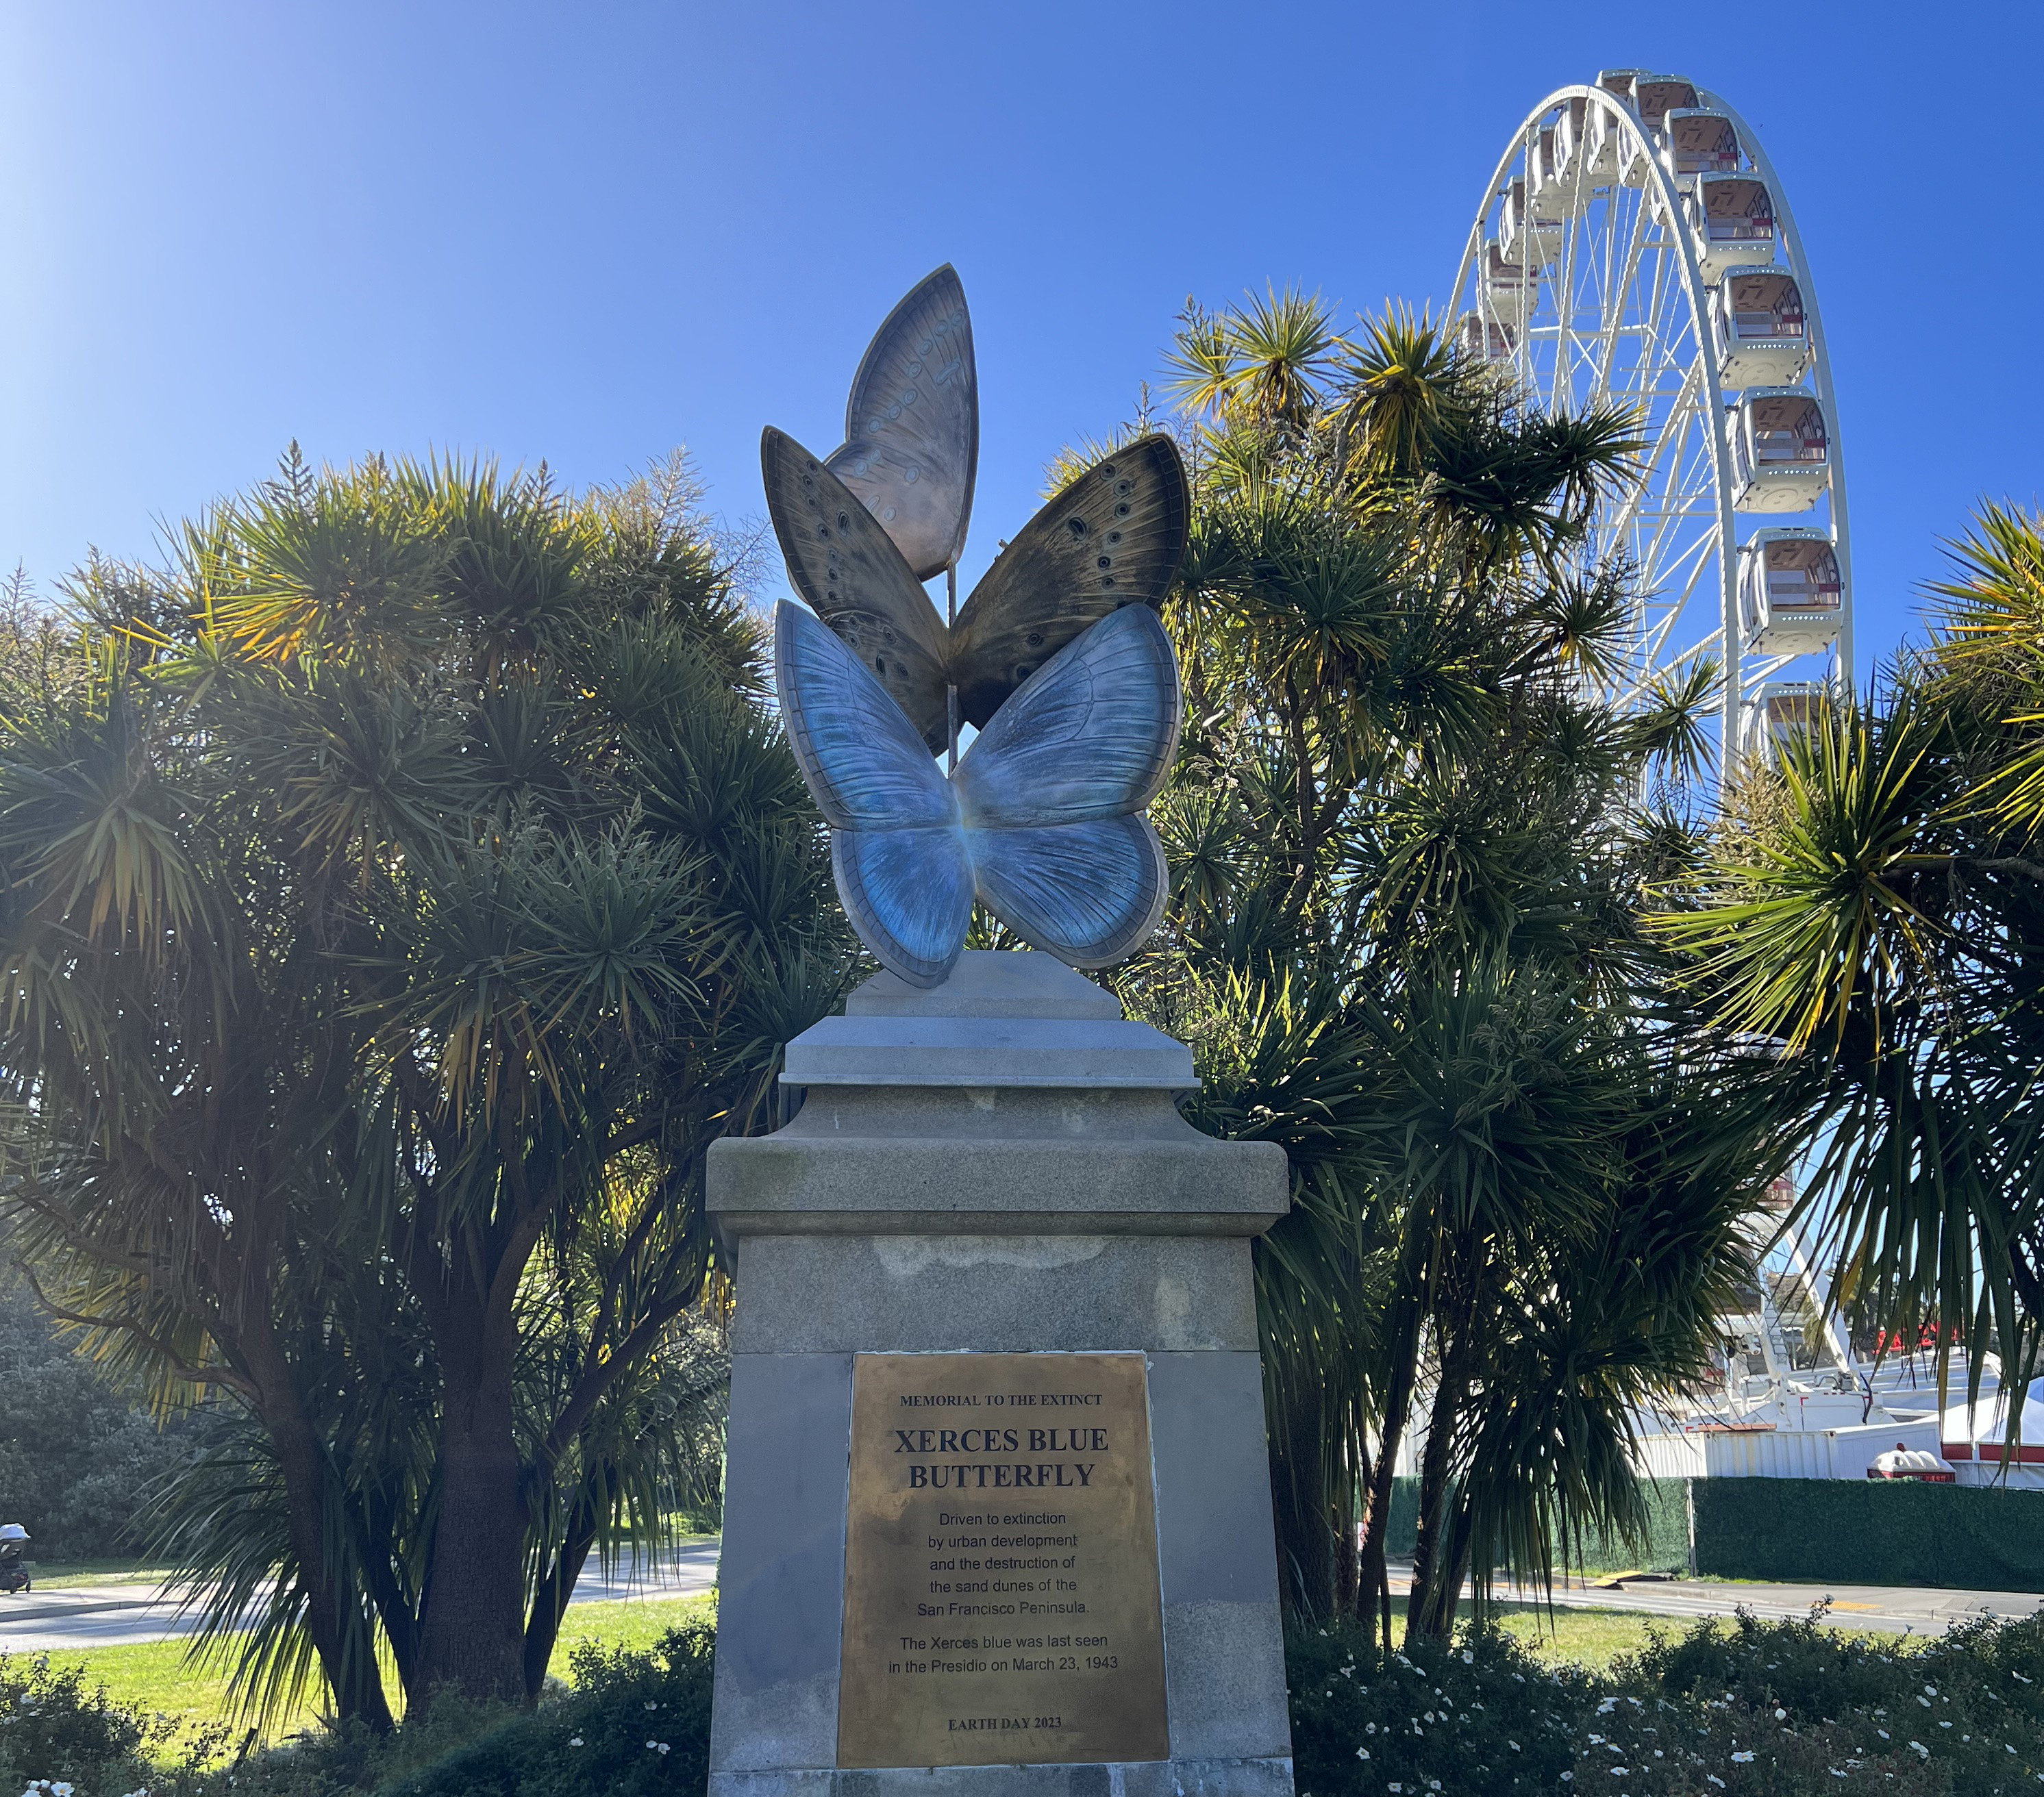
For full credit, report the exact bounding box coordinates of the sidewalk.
[0,1539,721,1653]
[1387,1560,2044,1635]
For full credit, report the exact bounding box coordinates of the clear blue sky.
[3,0,2034,681]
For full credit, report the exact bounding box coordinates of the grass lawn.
[1486,1601,1669,1668]
[18,1560,175,1590]
[8,1594,723,1755]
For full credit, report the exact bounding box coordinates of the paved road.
[1386,1561,2044,1636]
[0,1540,721,1653]
[7,1543,2038,1653]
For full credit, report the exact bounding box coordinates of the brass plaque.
[836,1351,1170,1769]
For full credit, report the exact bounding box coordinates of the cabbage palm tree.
[1120,295,1792,1641]
[1656,503,2044,1409]
[0,450,851,1718]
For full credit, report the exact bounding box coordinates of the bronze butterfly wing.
[947,434,1190,731]
[761,427,951,752]
[823,266,978,581]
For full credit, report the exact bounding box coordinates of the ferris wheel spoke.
[1600,360,1703,550]
[1588,190,1654,409]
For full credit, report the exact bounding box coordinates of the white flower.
[1356,1748,1371,1761]
[569,1737,583,1748]
[1599,1697,1619,1714]
[1590,1733,1605,1745]
[1775,1708,1787,1720]
[1878,1729,1890,1739]
[647,1739,660,1749]
[1461,1649,1474,1664]
[658,1744,671,1755]
[1428,1783,1440,1792]
[1917,1696,1932,1707]
[1366,1723,1376,1735]
[53,1787,72,1797]
[1731,1750,1756,1763]
[1608,1768,1628,1776]
[1923,1685,1936,1696]
[1388,1784,1402,1793]
[1508,1741,1521,1752]
[1939,1721,1952,1729]
[1908,1742,1928,1756]
[1706,1778,1725,1790]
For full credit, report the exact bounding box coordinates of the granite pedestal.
[706,951,1294,1797]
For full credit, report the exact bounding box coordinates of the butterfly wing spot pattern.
[775,601,1181,988]
[762,425,1190,754]
[947,435,1190,729]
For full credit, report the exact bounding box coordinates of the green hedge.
[1380,1474,2044,1589]
[1695,1475,2044,1592]
[1380,1474,1691,1573]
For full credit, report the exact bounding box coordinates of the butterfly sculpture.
[769,268,1188,988]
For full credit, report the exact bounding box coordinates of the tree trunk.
[1264,1368,1334,1621]
[1332,1440,1364,1617]
[244,1324,396,1733]
[523,1501,600,1700]
[410,1277,530,1705]
[1356,1285,1425,1650]
[1406,1323,1473,1644]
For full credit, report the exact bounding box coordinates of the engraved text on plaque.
[836,1351,1169,1768]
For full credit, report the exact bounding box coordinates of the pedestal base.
[706,956,1295,1797]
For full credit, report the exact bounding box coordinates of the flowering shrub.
[416,1618,713,1797]
[0,1651,203,1797]
[1290,1608,2044,1797]
[0,1620,715,1797]
[12,1601,2044,1794]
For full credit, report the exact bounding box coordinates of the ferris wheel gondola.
[1449,71,1852,780]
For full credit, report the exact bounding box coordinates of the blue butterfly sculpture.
[775,599,1180,987]
[768,271,1186,989]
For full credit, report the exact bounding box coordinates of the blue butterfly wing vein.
[955,604,1182,828]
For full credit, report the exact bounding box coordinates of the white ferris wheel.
[1449,71,1852,782]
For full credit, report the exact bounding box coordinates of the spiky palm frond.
[1165,287,1344,433]
[1140,280,1775,1639]
[1630,655,1723,786]
[1652,690,1953,1056]
[1331,305,1467,484]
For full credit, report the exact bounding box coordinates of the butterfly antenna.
[946,563,960,772]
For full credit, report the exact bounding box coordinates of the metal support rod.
[945,564,960,773]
